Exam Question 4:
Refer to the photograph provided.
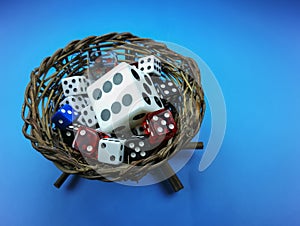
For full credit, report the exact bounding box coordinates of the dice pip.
[87,62,163,133]
[51,104,79,130]
[98,138,125,165]
[138,55,161,76]
[83,96,91,106]
[61,76,90,96]
[143,109,177,145]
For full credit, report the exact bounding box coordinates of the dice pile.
[52,52,182,165]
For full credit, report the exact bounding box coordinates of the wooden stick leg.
[54,172,70,188]
[183,142,204,150]
[161,163,184,192]
[168,174,184,192]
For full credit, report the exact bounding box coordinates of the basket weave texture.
[21,32,205,182]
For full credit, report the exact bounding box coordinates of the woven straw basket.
[21,32,205,182]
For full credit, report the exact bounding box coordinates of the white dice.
[87,62,163,133]
[62,76,90,96]
[80,105,98,127]
[98,138,125,165]
[77,115,87,126]
[138,55,161,76]
[59,95,87,112]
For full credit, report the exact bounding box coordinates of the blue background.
[1,0,300,225]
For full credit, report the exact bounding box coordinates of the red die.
[72,126,110,159]
[143,109,177,145]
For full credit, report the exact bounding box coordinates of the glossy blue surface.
[52,104,79,130]
[1,0,299,225]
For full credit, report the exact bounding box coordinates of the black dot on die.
[140,67,144,71]
[131,68,140,81]
[88,119,92,124]
[63,81,68,85]
[110,155,116,161]
[147,58,151,62]
[133,113,146,121]
[73,88,77,92]
[68,84,73,88]
[93,88,102,100]
[111,102,121,114]
[144,75,152,86]
[154,96,163,108]
[143,83,152,95]
[142,93,151,105]
[122,94,133,106]
[103,81,112,93]
[72,79,76,83]
[101,109,111,121]
[147,65,151,70]
[140,60,144,64]
[83,110,88,116]
[113,73,123,85]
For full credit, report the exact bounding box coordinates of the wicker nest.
[21,32,205,182]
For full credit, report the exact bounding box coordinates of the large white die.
[59,95,87,112]
[61,76,90,96]
[138,55,161,76]
[98,138,125,165]
[87,62,163,133]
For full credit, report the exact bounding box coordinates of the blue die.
[51,104,79,129]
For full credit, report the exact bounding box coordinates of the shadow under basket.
[21,32,205,190]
